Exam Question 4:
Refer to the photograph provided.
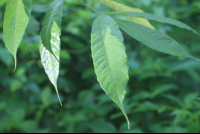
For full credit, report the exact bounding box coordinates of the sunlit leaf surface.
[91,15,130,128]
[39,0,63,105]
[96,0,155,29]
[3,0,32,70]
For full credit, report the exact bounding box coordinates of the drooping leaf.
[116,20,199,60]
[91,15,130,128]
[108,12,199,34]
[96,0,155,29]
[40,0,63,60]
[39,0,63,105]
[3,0,32,70]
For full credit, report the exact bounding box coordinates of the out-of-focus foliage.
[0,0,200,133]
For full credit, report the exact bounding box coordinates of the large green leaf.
[108,12,199,34]
[39,0,63,105]
[96,0,155,29]
[3,0,32,70]
[91,15,130,128]
[116,19,198,60]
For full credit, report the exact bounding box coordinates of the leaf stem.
[77,0,103,15]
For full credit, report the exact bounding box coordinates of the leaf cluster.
[1,0,200,130]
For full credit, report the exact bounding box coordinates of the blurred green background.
[0,0,200,133]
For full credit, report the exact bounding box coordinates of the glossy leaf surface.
[96,0,155,29]
[41,0,63,59]
[116,20,198,60]
[91,15,130,128]
[39,0,63,105]
[3,0,32,69]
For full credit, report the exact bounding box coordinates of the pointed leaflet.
[116,20,198,60]
[96,0,155,29]
[108,12,199,34]
[3,0,32,70]
[91,15,130,128]
[39,0,63,105]
[40,0,63,60]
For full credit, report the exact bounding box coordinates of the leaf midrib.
[100,15,120,101]
[13,0,20,52]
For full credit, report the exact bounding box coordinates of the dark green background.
[0,0,200,133]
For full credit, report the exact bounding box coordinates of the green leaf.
[96,0,155,29]
[91,15,130,128]
[3,0,32,70]
[0,0,7,7]
[40,0,63,60]
[39,0,63,106]
[108,12,199,34]
[116,19,199,60]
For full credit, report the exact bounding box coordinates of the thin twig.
[77,0,103,15]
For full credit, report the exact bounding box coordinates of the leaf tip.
[13,55,17,72]
[57,92,62,106]
[59,97,63,106]
[195,58,200,62]
[124,111,130,129]
[194,31,200,36]
[128,120,131,129]
[122,106,130,129]
[13,66,16,72]
[55,87,62,106]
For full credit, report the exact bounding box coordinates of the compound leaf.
[39,0,63,105]
[116,20,198,60]
[91,15,130,128]
[96,0,155,29]
[3,0,32,70]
